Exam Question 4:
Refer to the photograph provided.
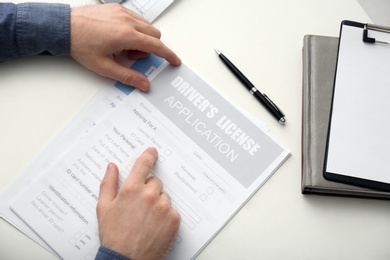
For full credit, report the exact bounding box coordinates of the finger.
[127,33,181,66]
[98,163,119,206]
[159,192,172,206]
[127,50,150,60]
[98,58,150,91]
[127,147,158,184]
[159,193,181,231]
[133,21,161,39]
[145,176,163,192]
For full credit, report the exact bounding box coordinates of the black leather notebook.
[301,34,390,199]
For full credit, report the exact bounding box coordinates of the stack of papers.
[0,1,290,259]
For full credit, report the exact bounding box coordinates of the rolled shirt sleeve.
[95,246,130,260]
[0,2,70,62]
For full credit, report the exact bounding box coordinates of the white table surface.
[1,0,389,259]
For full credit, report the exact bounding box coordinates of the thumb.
[101,58,150,91]
[98,163,119,206]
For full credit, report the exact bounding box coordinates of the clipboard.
[324,20,390,192]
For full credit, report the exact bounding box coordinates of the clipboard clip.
[363,24,390,45]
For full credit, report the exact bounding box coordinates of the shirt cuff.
[95,246,130,260]
[16,3,70,57]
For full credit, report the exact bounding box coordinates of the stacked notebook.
[301,34,390,199]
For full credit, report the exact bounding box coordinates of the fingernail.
[107,162,114,171]
[139,80,149,92]
[147,147,158,157]
[175,57,181,65]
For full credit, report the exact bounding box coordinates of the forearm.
[0,2,70,62]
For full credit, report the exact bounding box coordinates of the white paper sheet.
[9,58,289,259]
[0,53,268,258]
[123,0,174,22]
[325,23,390,184]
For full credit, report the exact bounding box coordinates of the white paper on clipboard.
[324,20,390,190]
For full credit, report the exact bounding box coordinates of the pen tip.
[214,49,221,55]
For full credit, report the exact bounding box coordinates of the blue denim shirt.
[0,2,70,61]
[95,246,130,260]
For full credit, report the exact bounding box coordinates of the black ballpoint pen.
[214,49,286,125]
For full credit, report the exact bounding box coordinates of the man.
[0,2,181,259]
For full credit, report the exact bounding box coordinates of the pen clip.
[263,93,284,116]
